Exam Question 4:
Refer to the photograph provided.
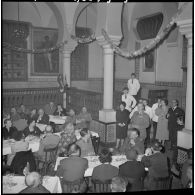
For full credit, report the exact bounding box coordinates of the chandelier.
[13,2,28,39]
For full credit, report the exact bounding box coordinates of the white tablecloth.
[3,130,99,155]
[54,155,127,177]
[3,139,41,156]
[3,176,62,193]
[49,115,67,125]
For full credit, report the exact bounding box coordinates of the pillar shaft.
[103,46,114,109]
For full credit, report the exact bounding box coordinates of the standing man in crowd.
[121,87,137,113]
[166,99,185,169]
[143,99,152,145]
[127,73,140,102]
[151,97,161,141]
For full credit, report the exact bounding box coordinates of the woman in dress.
[23,119,43,138]
[130,103,150,141]
[155,99,169,145]
[116,102,130,150]
[57,122,77,156]
[75,107,92,129]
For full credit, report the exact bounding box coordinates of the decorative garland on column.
[3,40,68,54]
[57,74,69,93]
[71,33,96,44]
[101,2,189,59]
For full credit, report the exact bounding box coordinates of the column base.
[177,128,192,149]
[99,109,116,123]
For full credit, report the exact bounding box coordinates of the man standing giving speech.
[127,73,140,102]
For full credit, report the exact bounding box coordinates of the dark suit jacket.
[23,126,43,137]
[56,156,88,181]
[3,126,18,140]
[141,152,169,178]
[20,184,50,193]
[120,137,144,154]
[53,108,67,116]
[36,114,49,125]
[167,107,185,131]
[119,160,145,191]
[92,163,119,182]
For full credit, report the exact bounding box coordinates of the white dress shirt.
[144,105,153,120]
[127,78,140,96]
[151,103,159,122]
[122,94,137,112]
[129,106,138,119]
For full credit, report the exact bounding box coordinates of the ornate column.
[61,40,77,108]
[96,36,121,122]
[177,19,192,149]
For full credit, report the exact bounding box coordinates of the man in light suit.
[127,73,140,102]
[44,101,56,115]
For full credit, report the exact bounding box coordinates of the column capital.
[177,19,192,45]
[60,39,78,54]
[96,35,121,49]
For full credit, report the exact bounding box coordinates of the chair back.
[60,178,85,193]
[126,177,144,191]
[153,176,172,190]
[44,145,58,163]
[92,179,111,193]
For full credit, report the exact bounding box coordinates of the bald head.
[25,172,41,188]
[45,125,53,133]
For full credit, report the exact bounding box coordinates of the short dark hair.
[150,140,162,151]
[126,149,138,161]
[80,128,89,137]
[99,148,112,164]
[68,143,81,156]
[4,118,11,125]
[131,73,136,76]
[120,101,126,108]
[128,128,140,137]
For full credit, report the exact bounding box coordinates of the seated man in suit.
[44,101,56,115]
[120,128,144,155]
[35,125,60,162]
[20,172,50,193]
[92,148,119,182]
[141,141,169,190]
[119,149,145,191]
[36,108,49,125]
[56,143,88,193]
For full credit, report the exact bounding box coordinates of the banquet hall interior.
[2,2,193,193]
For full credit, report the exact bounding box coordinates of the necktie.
[132,79,133,84]
[125,95,127,99]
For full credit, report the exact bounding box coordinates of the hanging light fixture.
[13,2,27,39]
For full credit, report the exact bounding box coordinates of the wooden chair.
[60,177,86,193]
[36,145,58,176]
[92,179,112,193]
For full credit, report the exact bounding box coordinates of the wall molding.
[155,81,183,87]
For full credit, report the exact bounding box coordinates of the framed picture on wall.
[143,49,156,72]
[31,27,59,76]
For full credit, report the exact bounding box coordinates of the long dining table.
[54,155,128,177]
[3,129,99,156]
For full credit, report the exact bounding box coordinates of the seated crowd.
[2,99,192,193]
